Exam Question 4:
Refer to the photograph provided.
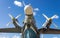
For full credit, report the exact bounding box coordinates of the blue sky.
[0,0,60,38]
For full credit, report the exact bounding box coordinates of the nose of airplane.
[24,5,33,15]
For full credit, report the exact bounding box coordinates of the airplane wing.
[0,28,21,33]
[38,28,60,34]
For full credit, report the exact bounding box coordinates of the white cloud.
[41,34,44,38]
[34,8,39,11]
[33,8,39,16]
[33,12,36,16]
[0,36,9,38]
[0,33,7,35]
[53,36,58,38]
[12,35,20,38]
[8,7,11,9]
[14,1,22,7]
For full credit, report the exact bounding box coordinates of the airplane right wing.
[0,28,21,33]
[38,28,60,34]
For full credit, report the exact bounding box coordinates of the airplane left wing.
[38,28,60,34]
[0,28,21,33]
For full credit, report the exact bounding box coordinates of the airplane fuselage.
[22,15,40,38]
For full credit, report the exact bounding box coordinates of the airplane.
[0,3,39,38]
[0,2,60,38]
